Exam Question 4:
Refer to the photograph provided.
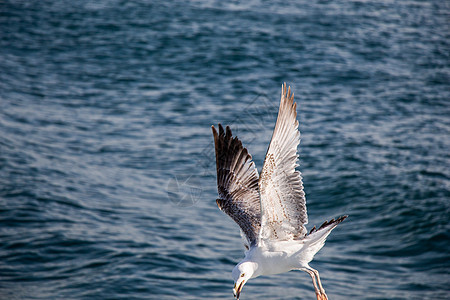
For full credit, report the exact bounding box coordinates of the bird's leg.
[310,268,328,300]
[302,268,322,300]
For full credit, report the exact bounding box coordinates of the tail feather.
[311,215,348,234]
[305,215,348,245]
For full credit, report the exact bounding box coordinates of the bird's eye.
[241,273,245,277]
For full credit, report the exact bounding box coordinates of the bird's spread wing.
[259,83,308,242]
[212,124,261,247]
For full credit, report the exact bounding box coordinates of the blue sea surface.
[1,0,449,299]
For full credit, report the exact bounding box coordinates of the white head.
[232,261,257,299]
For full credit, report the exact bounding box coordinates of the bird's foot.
[315,292,328,300]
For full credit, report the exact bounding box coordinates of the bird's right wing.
[212,124,261,247]
[259,84,308,242]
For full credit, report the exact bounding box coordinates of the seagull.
[211,83,347,300]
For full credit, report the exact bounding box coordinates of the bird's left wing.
[212,124,261,247]
[259,83,308,242]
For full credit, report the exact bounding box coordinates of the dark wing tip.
[225,125,232,139]
[212,124,235,138]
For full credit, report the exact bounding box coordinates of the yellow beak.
[233,280,245,299]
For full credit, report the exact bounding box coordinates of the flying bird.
[211,83,347,300]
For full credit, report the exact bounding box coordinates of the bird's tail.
[304,215,348,246]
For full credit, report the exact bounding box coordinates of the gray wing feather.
[259,83,308,241]
[212,124,261,247]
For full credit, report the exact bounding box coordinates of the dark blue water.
[1,1,449,299]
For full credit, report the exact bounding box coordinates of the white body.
[239,224,334,279]
[245,243,307,277]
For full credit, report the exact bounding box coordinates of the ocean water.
[1,0,449,299]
